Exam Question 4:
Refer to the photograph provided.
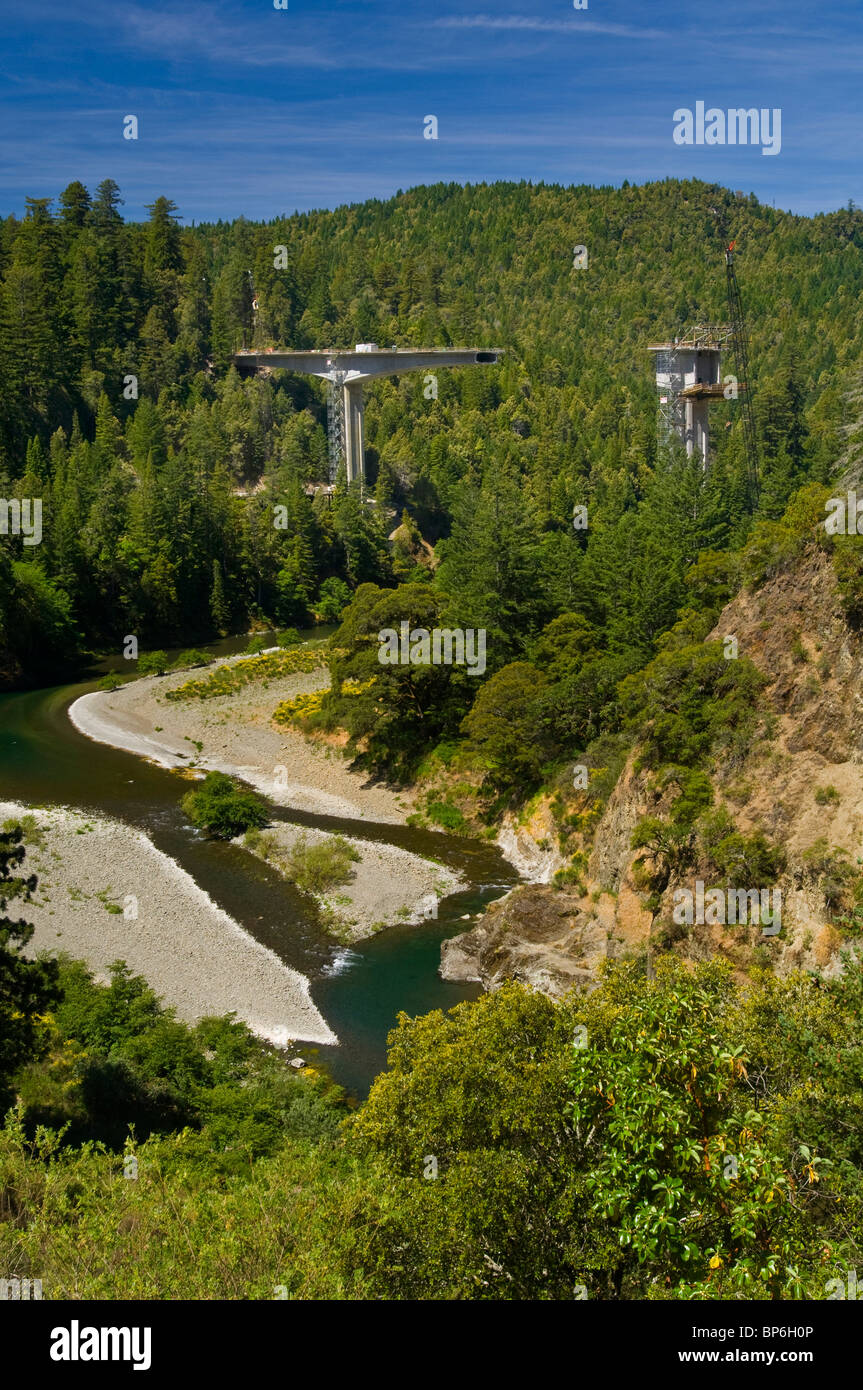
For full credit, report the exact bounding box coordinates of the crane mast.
[725,242,760,500]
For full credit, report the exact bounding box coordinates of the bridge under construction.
[235,345,503,484]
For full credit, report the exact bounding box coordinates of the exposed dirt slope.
[442,546,863,996]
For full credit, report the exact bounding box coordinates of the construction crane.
[724,241,760,500]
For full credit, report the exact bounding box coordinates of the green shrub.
[801,839,856,913]
[96,890,123,915]
[833,540,863,624]
[341,957,863,1300]
[1,813,44,848]
[285,834,361,894]
[12,956,348,1160]
[97,671,125,691]
[244,636,267,656]
[137,650,170,677]
[620,641,766,773]
[553,851,589,892]
[461,661,551,793]
[815,785,841,805]
[741,485,832,590]
[707,828,786,885]
[243,827,279,861]
[316,577,352,623]
[181,772,269,839]
[426,801,466,831]
[276,628,302,648]
[172,649,213,671]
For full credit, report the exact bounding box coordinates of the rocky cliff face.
[495,798,565,883]
[440,883,609,998]
[442,546,863,997]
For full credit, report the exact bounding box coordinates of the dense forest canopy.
[0,176,859,707]
[4,177,863,1304]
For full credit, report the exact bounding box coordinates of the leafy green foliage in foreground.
[12,958,344,1159]
[180,771,269,839]
[4,933,862,1299]
[0,828,61,1112]
[1,948,356,1298]
[340,961,863,1300]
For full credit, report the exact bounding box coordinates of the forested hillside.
[4,177,863,1304]
[1,177,861,691]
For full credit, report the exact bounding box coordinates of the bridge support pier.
[234,345,503,484]
[343,382,365,485]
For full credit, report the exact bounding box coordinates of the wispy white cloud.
[433,14,667,41]
[696,33,863,75]
[117,2,342,70]
[22,0,451,74]
[0,0,854,222]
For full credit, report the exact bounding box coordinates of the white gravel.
[69,656,414,824]
[239,821,461,941]
[1,801,336,1046]
[68,655,461,939]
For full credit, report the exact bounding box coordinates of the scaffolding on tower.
[327,372,347,483]
[650,324,732,464]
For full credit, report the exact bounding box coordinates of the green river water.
[0,634,519,1097]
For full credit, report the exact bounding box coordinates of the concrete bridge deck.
[233,345,503,482]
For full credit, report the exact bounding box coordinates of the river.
[0,633,519,1098]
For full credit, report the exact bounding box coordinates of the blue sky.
[0,0,860,223]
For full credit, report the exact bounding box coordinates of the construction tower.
[648,325,732,464]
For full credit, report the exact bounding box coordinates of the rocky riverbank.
[238,820,462,942]
[1,800,336,1046]
[69,651,414,824]
[68,652,464,940]
[439,882,609,997]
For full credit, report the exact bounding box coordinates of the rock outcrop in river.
[440,883,608,998]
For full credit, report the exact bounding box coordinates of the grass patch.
[2,814,45,848]
[95,889,123,915]
[425,801,466,831]
[137,650,170,677]
[284,834,360,895]
[172,649,214,671]
[243,827,280,861]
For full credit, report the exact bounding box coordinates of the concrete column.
[234,347,502,487]
[692,400,709,465]
[683,400,710,464]
[684,399,695,457]
[343,382,365,484]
